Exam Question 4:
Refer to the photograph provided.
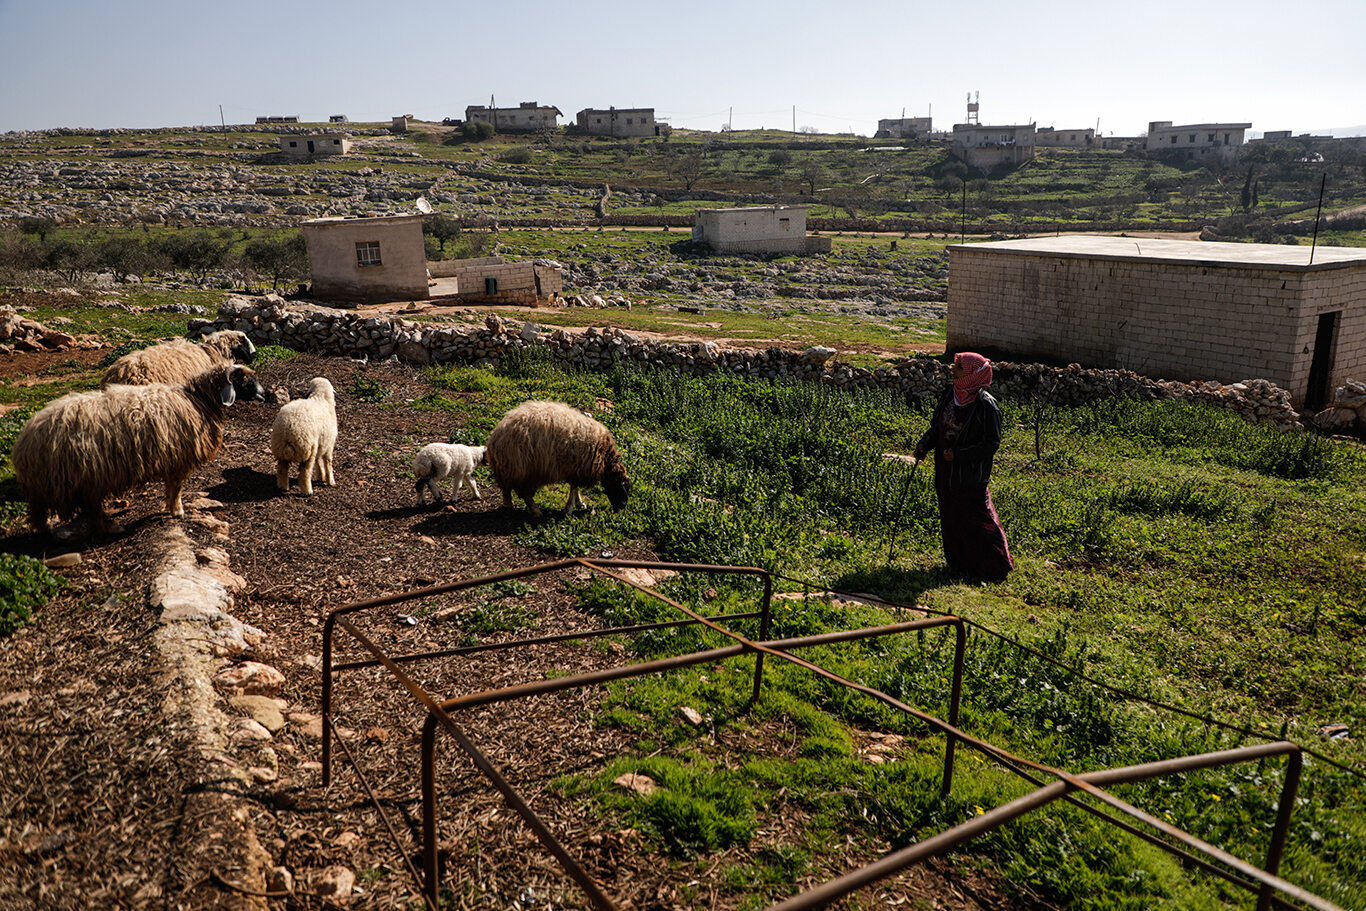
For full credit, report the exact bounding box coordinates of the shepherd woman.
[912,352,1014,581]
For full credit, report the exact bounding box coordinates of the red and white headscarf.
[952,352,993,406]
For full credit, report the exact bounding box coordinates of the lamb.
[413,443,486,506]
[11,364,266,535]
[485,400,630,517]
[101,330,256,388]
[270,377,338,496]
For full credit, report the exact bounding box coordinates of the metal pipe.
[942,619,966,795]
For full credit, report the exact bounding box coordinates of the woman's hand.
[912,446,926,461]
[942,448,955,462]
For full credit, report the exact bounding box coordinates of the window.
[1208,133,1215,142]
[626,118,633,125]
[333,139,340,145]
[1171,135,1177,144]
[356,241,381,267]
[289,141,297,147]
[1188,134,1196,143]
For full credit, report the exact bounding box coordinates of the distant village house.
[301,214,562,306]
[946,235,1366,410]
[465,101,561,132]
[329,114,349,123]
[875,116,933,139]
[256,115,300,124]
[1144,121,1250,166]
[278,133,351,157]
[1034,127,1094,148]
[692,206,831,255]
[951,123,1036,171]
[575,107,668,138]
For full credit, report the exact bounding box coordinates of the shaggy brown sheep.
[12,364,266,535]
[100,330,256,387]
[485,400,630,517]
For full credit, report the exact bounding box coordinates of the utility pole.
[792,105,796,134]
[219,104,225,132]
[728,106,733,132]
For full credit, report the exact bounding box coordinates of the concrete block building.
[303,215,430,302]
[946,235,1366,409]
[575,107,667,138]
[465,101,561,132]
[1035,127,1095,148]
[875,116,933,139]
[1144,121,1250,166]
[278,133,351,157]
[427,256,563,304]
[692,206,831,255]
[951,123,1036,171]
[303,215,563,305]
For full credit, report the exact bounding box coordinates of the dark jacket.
[916,389,1002,489]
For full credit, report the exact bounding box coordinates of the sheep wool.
[101,330,256,388]
[270,377,338,496]
[413,443,486,506]
[12,364,266,535]
[485,400,630,517]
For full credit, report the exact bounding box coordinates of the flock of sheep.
[11,331,632,538]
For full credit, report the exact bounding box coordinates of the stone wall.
[191,296,1304,431]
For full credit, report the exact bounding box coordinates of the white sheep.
[11,364,266,535]
[485,400,630,517]
[101,330,256,388]
[413,443,486,506]
[270,377,338,496]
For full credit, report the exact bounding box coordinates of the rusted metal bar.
[332,610,764,673]
[753,572,773,704]
[324,558,768,785]
[942,620,965,795]
[328,713,438,911]
[1260,749,1303,910]
[420,618,964,903]
[335,617,619,911]
[765,779,1072,911]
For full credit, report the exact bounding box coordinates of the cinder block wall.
[433,260,562,304]
[947,246,1366,407]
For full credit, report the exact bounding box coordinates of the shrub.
[0,553,63,636]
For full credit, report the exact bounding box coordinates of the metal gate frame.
[321,558,1337,911]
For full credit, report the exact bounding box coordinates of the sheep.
[485,400,630,517]
[413,443,486,506]
[11,364,266,535]
[270,377,338,496]
[101,330,256,388]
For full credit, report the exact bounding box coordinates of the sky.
[1,0,1364,138]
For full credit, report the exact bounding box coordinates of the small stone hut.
[692,206,831,255]
[947,235,1366,409]
[302,215,562,306]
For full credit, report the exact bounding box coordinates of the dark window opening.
[356,241,382,267]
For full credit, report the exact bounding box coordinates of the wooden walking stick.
[886,456,921,565]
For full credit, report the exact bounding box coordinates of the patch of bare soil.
[1,350,1019,909]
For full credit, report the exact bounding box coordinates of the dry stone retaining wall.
[191,295,1304,430]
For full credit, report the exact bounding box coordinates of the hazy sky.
[1,0,1363,137]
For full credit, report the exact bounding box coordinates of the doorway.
[1305,311,1339,411]
[307,140,315,154]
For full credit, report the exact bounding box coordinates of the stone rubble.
[192,294,1306,431]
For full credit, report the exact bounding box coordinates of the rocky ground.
[0,348,1018,910]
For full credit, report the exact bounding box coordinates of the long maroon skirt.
[935,483,1014,581]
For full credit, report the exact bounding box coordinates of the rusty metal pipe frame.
[419,617,967,905]
[323,559,773,785]
[332,610,765,673]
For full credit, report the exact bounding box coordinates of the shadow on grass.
[832,563,971,608]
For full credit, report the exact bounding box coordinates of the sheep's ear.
[219,382,237,407]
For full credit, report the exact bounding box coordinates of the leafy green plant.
[348,369,390,403]
[0,553,63,636]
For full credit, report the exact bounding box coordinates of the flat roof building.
[278,133,351,157]
[951,123,1035,171]
[947,235,1366,409]
[692,206,831,255]
[575,107,667,138]
[465,101,561,132]
[1145,121,1250,166]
